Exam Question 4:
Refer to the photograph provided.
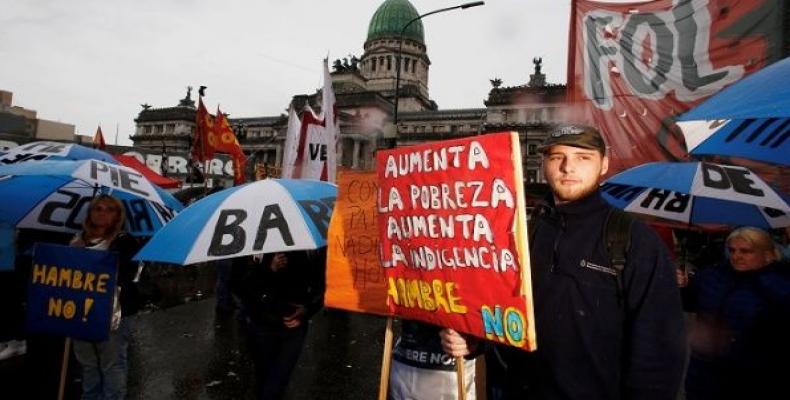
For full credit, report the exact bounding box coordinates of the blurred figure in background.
[231,248,326,400]
[681,226,790,400]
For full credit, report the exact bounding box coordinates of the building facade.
[130,0,565,185]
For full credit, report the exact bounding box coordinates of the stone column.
[351,140,360,169]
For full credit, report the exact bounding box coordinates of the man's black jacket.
[492,190,686,399]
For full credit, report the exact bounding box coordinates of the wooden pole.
[456,356,467,400]
[475,355,487,400]
[377,317,394,400]
[58,338,72,400]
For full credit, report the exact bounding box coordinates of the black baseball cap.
[538,125,607,154]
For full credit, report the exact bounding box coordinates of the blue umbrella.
[677,57,790,166]
[0,141,118,164]
[0,159,183,237]
[601,161,790,229]
[134,179,336,265]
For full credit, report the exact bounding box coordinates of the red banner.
[376,132,536,351]
[567,0,784,174]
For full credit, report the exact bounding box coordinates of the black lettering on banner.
[308,143,328,161]
[208,209,247,256]
[0,153,48,164]
[701,163,729,190]
[21,142,65,153]
[90,160,110,180]
[117,169,148,197]
[125,199,154,232]
[298,197,336,239]
[723,167,763,197]
[664,192,690,213]
[600,182,644,202]
[639,189,690,213]
[151,202,176,223]
[640,189,669,210]
[253,204,294,249]
[65,196,91,230]
[619,13,672,96]
[38,190,81,227]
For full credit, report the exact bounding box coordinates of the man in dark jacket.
[441,125,686,399]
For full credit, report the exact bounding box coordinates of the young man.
[441,125,686,399]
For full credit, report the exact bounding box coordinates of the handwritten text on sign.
[26,244,118,342]
[325,169,389,315]
[377,132,535,350]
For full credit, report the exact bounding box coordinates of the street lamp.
[390,1,485,146]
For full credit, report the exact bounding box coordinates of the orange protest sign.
[325,168,390,316]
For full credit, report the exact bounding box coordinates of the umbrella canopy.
[134,179,336,265]
[601,161,790,229]
[0,141,118,164]
[677,57,790,166]
[0,159,183,237]
[113,154,181,189]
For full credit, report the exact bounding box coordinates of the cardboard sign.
[376,132,536,350]
[325,168,389,315]
[26,243,118,342]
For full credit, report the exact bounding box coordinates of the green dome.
[367,0,424,44]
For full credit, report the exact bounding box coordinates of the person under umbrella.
[679,226,790,400]
[69,195,143,400]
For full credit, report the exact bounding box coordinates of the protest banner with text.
[376,132,536,350]
[26,243,118,342]
[325,168,389,316]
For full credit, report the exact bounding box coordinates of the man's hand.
[440,328,473,357]
[283,304,306,328]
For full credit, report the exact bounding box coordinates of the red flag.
[92,126,106,150]
[214,107,246,185]
[191,98,215,162]
[567,0,783,175]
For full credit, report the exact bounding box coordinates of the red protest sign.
[376,132,536,351]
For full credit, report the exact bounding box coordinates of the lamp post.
[390,1,484,145]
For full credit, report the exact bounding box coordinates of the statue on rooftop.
[533,57,543,75]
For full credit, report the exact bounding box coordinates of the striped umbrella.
[134,179,336,265]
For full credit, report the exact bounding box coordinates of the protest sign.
[325,168,389,316]
[26,243,118,342]
[376,132,536,350]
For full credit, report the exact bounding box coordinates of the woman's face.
[90,200,120,230]
[727,237,772,272]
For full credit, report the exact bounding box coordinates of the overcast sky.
[0,0,571,145]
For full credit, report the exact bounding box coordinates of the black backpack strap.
[604,208,633,303]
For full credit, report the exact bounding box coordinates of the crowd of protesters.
[1,136,789,400]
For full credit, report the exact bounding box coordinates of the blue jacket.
[684,261,790,399]
[492,190,686,399]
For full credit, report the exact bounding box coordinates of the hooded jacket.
[494,190,686,399]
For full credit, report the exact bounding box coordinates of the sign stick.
[57,338,71,400]
[377,317,394,400]
[456,356,466,400]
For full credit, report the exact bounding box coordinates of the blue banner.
[26,243,118,342]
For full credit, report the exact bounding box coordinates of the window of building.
[144,126,152,135]
[528,143,537,155]
[527,169,538,183]
[387,56,392,70]
[165,123,175,133]
[372,59,377,72]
